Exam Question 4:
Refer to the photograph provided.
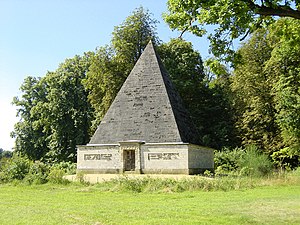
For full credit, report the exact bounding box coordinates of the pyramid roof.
[89,41,200,145]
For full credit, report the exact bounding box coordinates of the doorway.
[124,150,135,171]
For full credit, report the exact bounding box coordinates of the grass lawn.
[0,181,299,225]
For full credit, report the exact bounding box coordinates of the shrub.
[51,161,77,175]
[238,145,273,177]
[271,146,300,170]
[214,147,244,175]
[215,145,274,177]
[48,168,69,184]
[47,162,75,184]
[0,153,31,182]
[24,161,50,184]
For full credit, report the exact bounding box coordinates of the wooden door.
[124,150,135,171]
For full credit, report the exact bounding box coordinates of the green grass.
[0,179,299,225]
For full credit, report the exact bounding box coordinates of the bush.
[215,145,274,177]
[50,161,77,175]
[271,146,300,170]
[0,153,31,182]
[238,145,273,177]
[47,162,75,184]
[47,168,68,184]
[0,155,76,185]
[214,147,244,175]
[24,161,50,184]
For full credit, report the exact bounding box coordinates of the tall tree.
[231,27,282,153]
[12,54,94,162]
[266,19,300,167]
[12,76,49,160]
[41,54,94,162]
[164,0,300,61]
[112,6,159,68]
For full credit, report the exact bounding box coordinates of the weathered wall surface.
[77,145,122,173]
[77,143,214,175]
[141,143,189,174]
[188,144,214,173]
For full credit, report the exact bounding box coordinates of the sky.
[0,0,212,151]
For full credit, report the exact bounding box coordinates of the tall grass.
[92,168,300,193]
[93,175,259,193]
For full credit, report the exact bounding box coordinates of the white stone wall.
[77,145,121,172]
[77,143,214,174]
[141,143,189,173]
[188,144,214,169]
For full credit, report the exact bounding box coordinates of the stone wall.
[77,145,122,173]
[188,144,214,173]
[77,143,214,175]
[140,143,189,174]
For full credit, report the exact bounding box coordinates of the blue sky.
[0,0,212,150]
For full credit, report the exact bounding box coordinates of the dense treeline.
[11,7,299,169]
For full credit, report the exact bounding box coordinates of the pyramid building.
[77,41,214,174]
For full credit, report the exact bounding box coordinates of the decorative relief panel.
[120,145,139,151]
[84,154,112,161]
[148,153,179,160]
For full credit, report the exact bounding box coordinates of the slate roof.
[89,41,200,145]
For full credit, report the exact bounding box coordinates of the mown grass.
[0,173,299,225]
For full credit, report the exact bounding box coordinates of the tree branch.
[178,18,195,39]
[243,0,300,19]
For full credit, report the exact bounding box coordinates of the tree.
[12,54,94,162]
[266,19,300,167]
[164,0,300,61]
[231,27,282,153]
[40,54,94,162]
[158,38,205,108]
[112,6,159,68]
[12,76,49,160]
[0,148,12,160]
[229,18,300,167]
[267,19,300,146]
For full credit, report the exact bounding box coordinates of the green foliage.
[232,27,281,153]
[24,161,49,185]
[50,161,77,175]
[43,55,94,162]
[0,153,31,182]
[164,0,300,62]
[214,147,244,174]
[112,6,159,67]
[238,145,273,177]
[0,148,12,160]
[0,151,76,184]
[12,54,94,163]
[47,168,69,184]
[271,146,300,170]
[227,19,300,168]
[215,146,273,177]
[268,19,300,149]
[12,76,49,160]
[47,162,76,184]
